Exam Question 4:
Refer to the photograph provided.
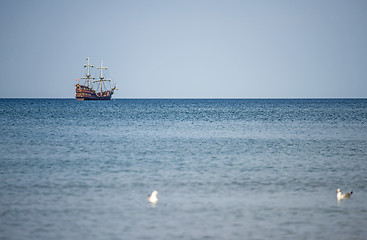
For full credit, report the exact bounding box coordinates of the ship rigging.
[75,57,117,100]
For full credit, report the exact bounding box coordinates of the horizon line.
[1,97,366,100]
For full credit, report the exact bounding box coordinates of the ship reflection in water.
[75,57,118,100]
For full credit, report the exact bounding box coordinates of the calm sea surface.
[0,99,366,240]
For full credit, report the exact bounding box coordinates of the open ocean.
[0,98,366,240]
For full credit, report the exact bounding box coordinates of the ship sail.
[75,57,117,101]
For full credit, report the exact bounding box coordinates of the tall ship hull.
[75,57,118,101]
[75,84,114,101]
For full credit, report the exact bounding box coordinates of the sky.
[1,0,366,98]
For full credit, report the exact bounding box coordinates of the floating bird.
[148,190,158,203]
[337,188,353,200]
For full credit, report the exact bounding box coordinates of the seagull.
[337,188,353,200]
[148,190,158,203]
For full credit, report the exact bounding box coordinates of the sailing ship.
[75,57,118,100]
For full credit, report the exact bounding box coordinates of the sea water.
[0,99,366,240]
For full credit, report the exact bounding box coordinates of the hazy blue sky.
[1,0,366,98]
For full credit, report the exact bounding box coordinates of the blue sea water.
[0,99,367,240]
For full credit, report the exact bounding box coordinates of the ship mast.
[94,60,111,93]
[81,56,95,87]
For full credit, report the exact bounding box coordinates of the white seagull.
[148,190,158,203]
[337,188,353,200]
